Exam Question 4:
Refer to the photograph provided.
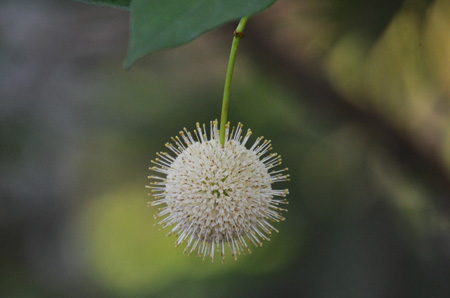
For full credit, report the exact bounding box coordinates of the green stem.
[219,16,249,146]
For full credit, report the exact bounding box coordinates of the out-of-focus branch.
[241,17,450,213]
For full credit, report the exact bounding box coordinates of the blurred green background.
[2,0,450,297]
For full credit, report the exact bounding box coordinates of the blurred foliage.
[75,0,131,9]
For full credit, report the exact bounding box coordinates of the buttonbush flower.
[147,120,289,262]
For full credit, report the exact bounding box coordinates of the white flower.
[147,120,289,262]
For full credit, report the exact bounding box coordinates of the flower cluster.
[147,120,289,262]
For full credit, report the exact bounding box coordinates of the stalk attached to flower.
[147,17,289,262]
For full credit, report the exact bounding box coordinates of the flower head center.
[201,175,232,198]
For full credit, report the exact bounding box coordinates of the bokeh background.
[2,0,450,297]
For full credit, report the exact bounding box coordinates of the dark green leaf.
[125,0,277,68]
[74,0,130,9]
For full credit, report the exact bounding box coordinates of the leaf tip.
[123,56,136,70]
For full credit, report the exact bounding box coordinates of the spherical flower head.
[147,120,289,262]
